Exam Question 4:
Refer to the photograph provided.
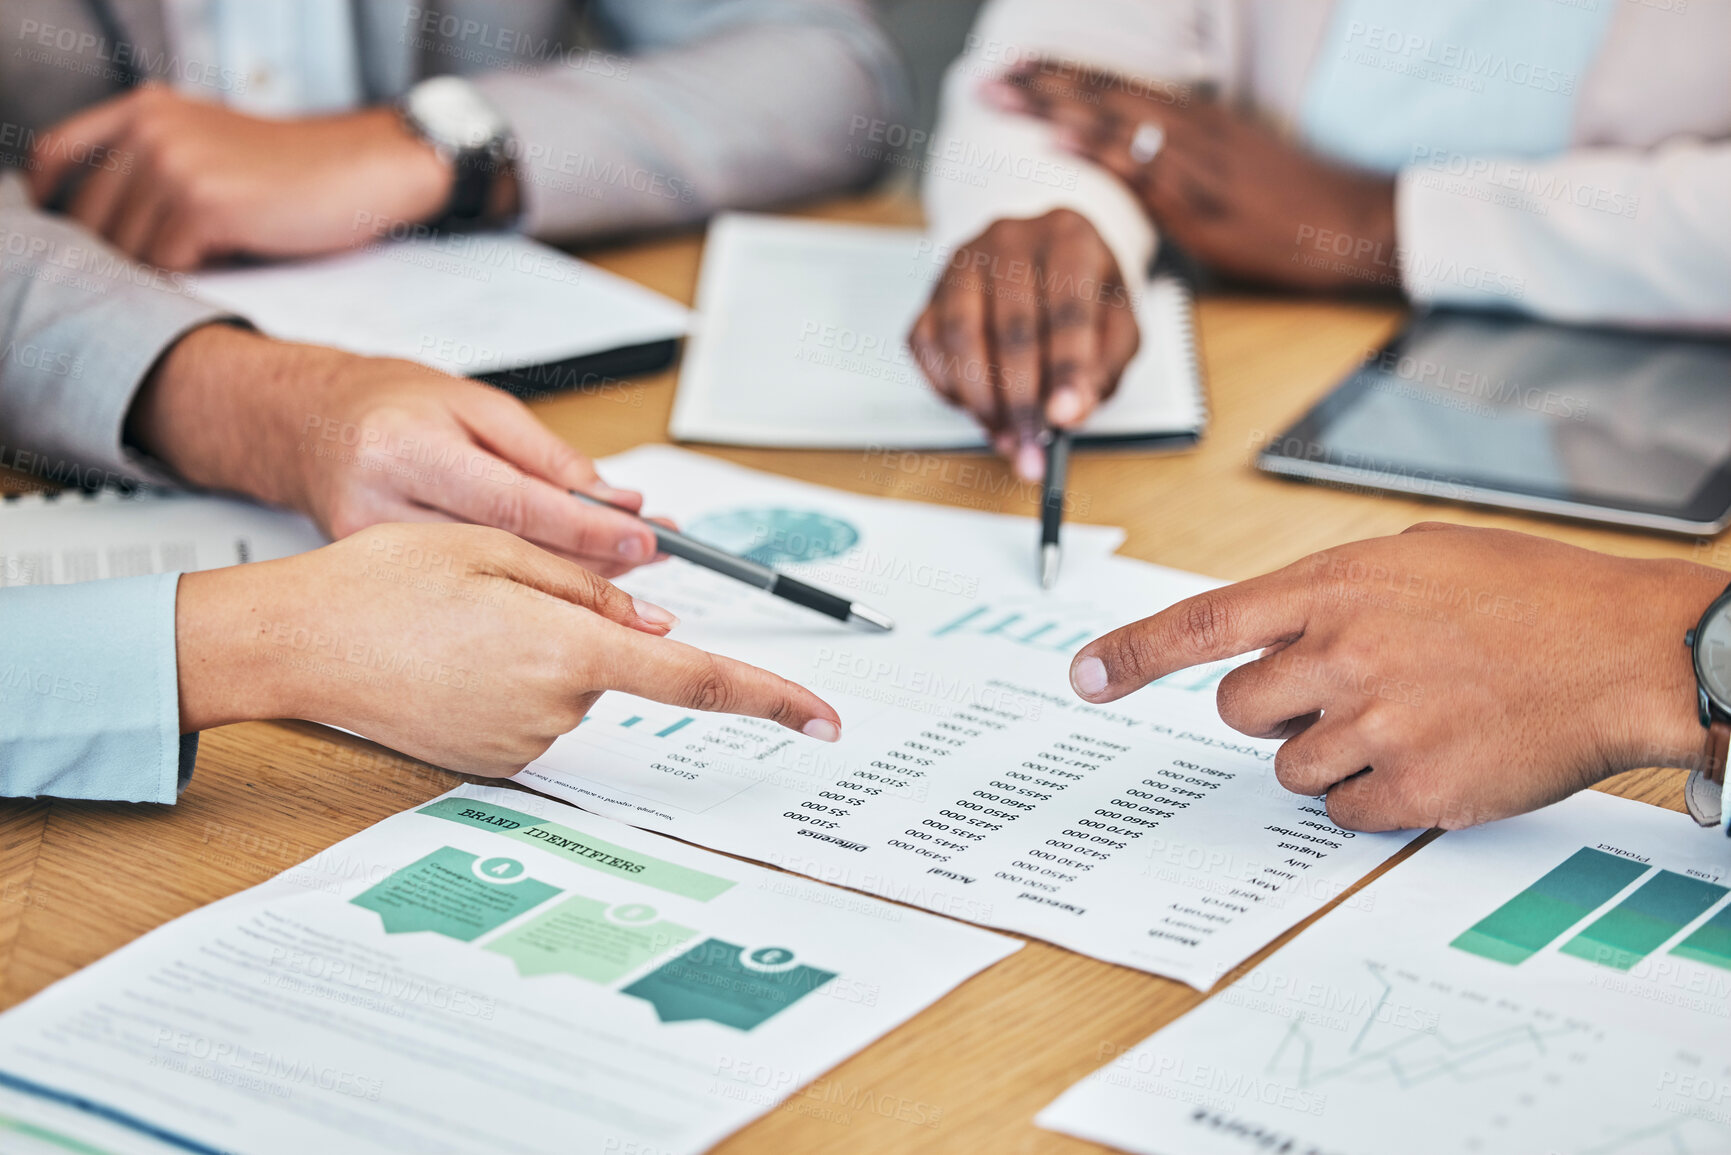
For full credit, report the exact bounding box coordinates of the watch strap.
[441,149,501,231]
[398,78,511,233]
[1685,769,1722,827]
[1706,715,1731,786]
[1684,581,1731,829]
[1683,718,1731,829]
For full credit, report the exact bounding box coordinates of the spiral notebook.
[669,213,1206,450]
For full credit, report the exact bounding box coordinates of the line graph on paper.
[1264,962,1593,1092]
[1249,960,1613,1152]
[1248,960,1731,1155]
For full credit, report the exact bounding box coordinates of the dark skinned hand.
[986,61,1402,295]
[1070,523,1727,833]
[907,208,1140,480]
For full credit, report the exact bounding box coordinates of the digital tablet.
[1257,309,1731,535]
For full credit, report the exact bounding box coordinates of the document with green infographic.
[0,784,1017,1155]
[1039,790,1731,1155]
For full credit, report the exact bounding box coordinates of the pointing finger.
[598,629,842,742]
[1071,570,1311,703]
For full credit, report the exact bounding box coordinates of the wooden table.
[0,190,1716,1153]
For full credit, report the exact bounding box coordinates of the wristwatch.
[399,76,514,232]
[1683,581,1731,828]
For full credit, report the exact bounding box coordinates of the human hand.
[986,63,1399,293]
[27,84,453,269]
[175,523,842,774]
[1068,523,1728,831]
[128,325,660,576]
[907,209,1140,480]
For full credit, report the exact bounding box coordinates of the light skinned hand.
[1068,523,1729,832]
[175,523,842,774]
[985,62,1400,293]
[128,324,660,577]
[908,208,1140,480]
[27,84,462,269]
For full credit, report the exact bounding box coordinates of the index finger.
[985,251,1045,476]
[599,628,843,742]
[404,441,658,571]
[929,258,1000,440]
[1039,218,1115,427]
[1070,570,1311,703]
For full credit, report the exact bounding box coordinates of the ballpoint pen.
[570,491,894,632]
[1040,430,1072,590]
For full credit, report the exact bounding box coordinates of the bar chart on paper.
[1452,845,1731,972]
[562,696,807,814]
[931,597,1236,693]
[1037,792,1731,1155]
[594,711,697,740]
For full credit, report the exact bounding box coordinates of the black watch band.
[440,149,502,232]
[399,77,513,234]
[1684,580,1731,827]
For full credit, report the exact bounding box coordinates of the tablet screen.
[1260,310,1731,529]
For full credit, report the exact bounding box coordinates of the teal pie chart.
[684,508,859,567]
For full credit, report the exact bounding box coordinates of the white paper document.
[0,489,324,586]
[669,213,1205,449]
[518,449,1416,989]
[0,784,1018,1155]
[190,234,689,378]
[589,445,1126,631]
[1039,790,1731,1155]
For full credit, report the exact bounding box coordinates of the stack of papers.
[518,448,1419,990]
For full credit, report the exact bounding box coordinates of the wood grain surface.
[0,189,1712,1153]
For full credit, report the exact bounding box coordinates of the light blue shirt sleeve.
[0,572,195,804]
[1297,0,1614,174]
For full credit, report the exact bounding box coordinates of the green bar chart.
[931,605,1096,652]
[1669,901,1731,971]
[930,603,1230,688]
[1559,870,1727,970]
[579,713,695,739]
[1450,848,1647,965]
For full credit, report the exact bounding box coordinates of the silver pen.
[1039,430,1071,590]
[571,491,894,632]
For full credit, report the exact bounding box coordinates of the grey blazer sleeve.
[0,174,235,489]
[470,0,909,240]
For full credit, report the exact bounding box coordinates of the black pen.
[1040,430,1071,590]
[570,491,894,632]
